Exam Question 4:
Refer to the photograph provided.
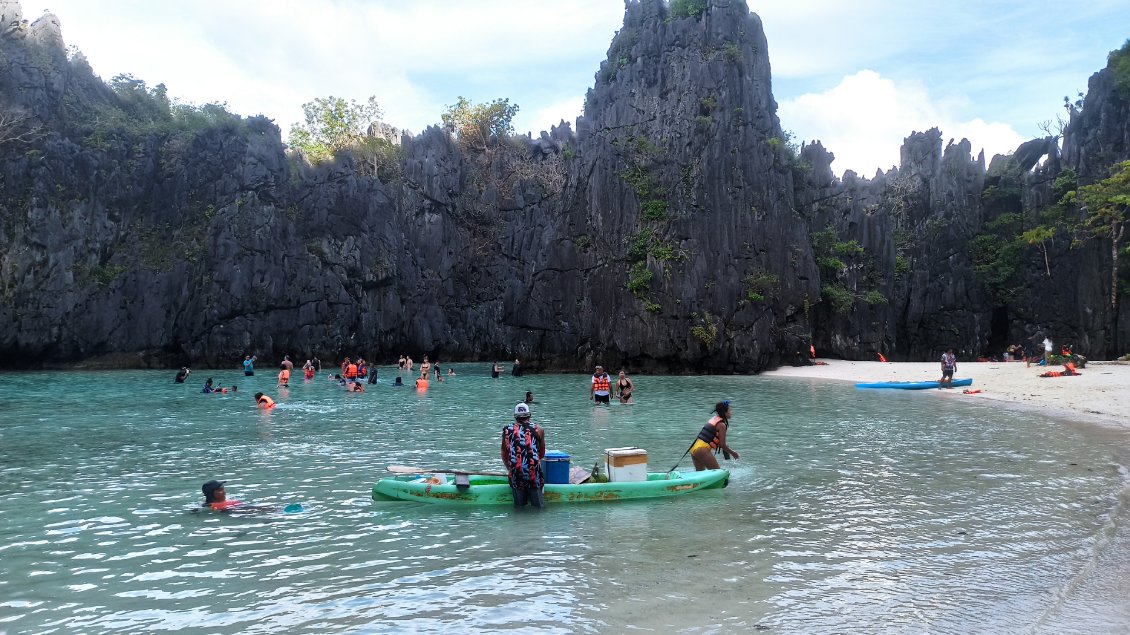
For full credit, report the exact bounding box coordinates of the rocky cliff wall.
[0,0,1127,369]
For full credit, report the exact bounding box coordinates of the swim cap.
[201,480,225,502]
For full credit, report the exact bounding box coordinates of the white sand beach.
[764,359,1130,429]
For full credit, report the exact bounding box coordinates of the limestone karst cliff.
[0,0,1127,369]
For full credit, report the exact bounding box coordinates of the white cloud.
[517,95,584,137]
[779,70,1027,177]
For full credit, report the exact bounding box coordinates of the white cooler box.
[604,447,648,482]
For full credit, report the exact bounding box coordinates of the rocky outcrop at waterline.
[0,0,1127,370]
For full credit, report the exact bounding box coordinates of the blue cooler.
[543,451,571,484]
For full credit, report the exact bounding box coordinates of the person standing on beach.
[1043,335,1054,364]
[590,365,612,405]
[939,348,957,388]
[500,403,546,509]
[690,401,739,471]
[243,355,257,376]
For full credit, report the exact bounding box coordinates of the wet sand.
[763,359,1130,429]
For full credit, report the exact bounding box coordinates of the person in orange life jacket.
[357,358,368,379]
[201,480,277,513]
[303,359,315,379]
[690,401,740,471]
[202,480,241,511]
[590,365,612,405]
[500,402,546,508]
[278,363,290,387]
[254,392,276,408]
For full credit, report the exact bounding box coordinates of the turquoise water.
[1,366,1129,633]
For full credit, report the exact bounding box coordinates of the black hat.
[201,480,225,502]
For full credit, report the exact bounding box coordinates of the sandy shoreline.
[763,359,1130,430]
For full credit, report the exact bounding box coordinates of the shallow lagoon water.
[1,366,1129,633]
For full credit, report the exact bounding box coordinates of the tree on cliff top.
[1109,39,1130,101]
[288,96,383,164]
[1067,160,1130,354]
[441,96,518,153]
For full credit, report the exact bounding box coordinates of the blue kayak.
[856,378,973,390]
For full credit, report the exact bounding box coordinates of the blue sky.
[16,0,1129,176]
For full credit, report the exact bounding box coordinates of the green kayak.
[372,469,730,505]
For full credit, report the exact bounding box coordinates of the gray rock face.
[0,0,1127,369]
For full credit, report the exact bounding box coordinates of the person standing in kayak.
[690,401,739,471]
[500,403,546,508]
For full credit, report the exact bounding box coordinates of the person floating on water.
[590,365,612,405]
[175,367,190,383]
[616,370,635,404]
[350,381,364,392]
[500,402,545,509]
[200,480,294,514]
[243,355,257,376]
[939,347,957,389]
[394,376,405,386]
[254,392,276,409]
[690,401,739,471]
[201,480,241,511]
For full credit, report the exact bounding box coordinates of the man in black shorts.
[590,365,612,404]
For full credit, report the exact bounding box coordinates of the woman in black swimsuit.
[616,370,635,404]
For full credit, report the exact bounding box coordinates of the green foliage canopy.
[289,96,383,163]
[441,96,519,152]
[1108,39,1130,100]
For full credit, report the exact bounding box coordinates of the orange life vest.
[592,374,610,393]
[257,395,276,409]
[345,364,358,378]
[210,500,241,510]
